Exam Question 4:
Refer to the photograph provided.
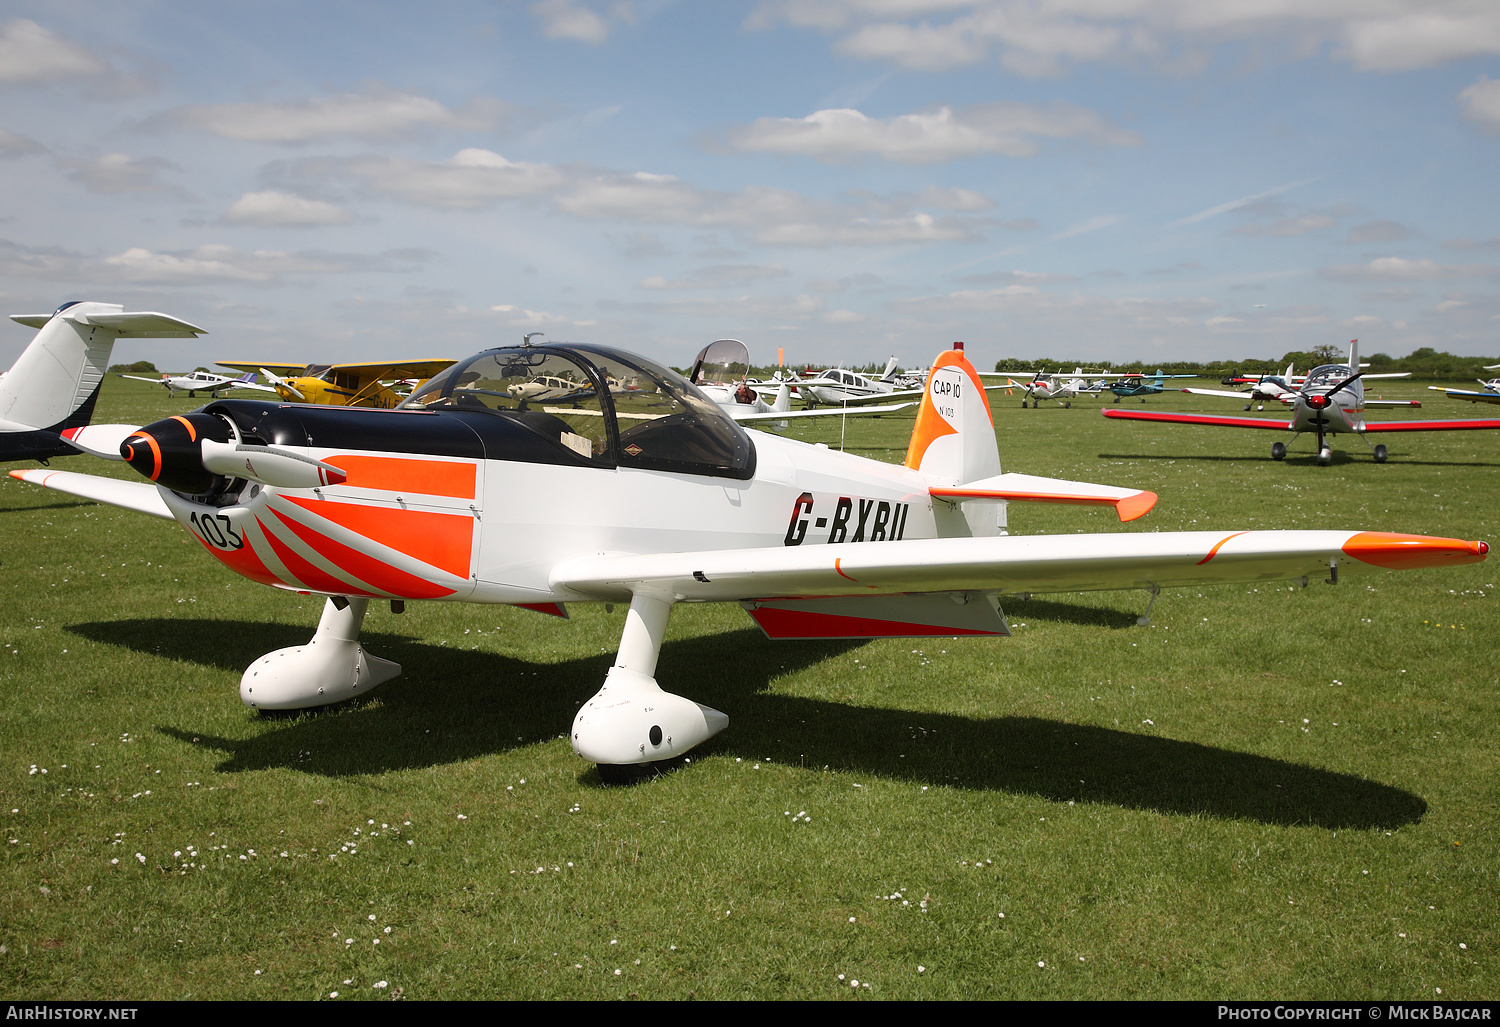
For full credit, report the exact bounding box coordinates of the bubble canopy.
[400,343,755,479]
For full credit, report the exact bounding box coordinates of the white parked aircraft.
[0,301,206,463]
[690,340,914,423]
[119,368,274,398]
[13,337,1487,781]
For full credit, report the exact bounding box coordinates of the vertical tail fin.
[0,302,205,447]
[1348,338,1359,369]
[904,341,1000,488]
[882,355,899,381]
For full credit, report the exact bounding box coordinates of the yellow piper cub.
[216,359,456,409]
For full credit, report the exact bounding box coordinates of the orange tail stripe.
[269,508,456,599]
[1197,531,1249,565]
[283,497,473,578]
[322,455,476,499]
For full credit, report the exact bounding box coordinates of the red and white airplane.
[14,336,1487,779]
[1105,341,1500,465]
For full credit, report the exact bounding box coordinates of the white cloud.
[58,153,185,196]
[1049,214,1121,241]
[1321,256,1500,282]
[300,149,567,208]
[1170,179,1317,227]
[1233,213,1335,238]
[0,19,106,84]
[529,0,635,43]
[748,1,1500,76]
[723,102,1139,163]
[101,244,428,284]
[639,263,789,290]
[1458,75,1500,134]
[225,191,357,227]
[0,128,42,157]
[157,85,507,143]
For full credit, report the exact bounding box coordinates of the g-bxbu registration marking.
[784,491,911,546]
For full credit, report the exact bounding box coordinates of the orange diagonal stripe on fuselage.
[1197,531,1250,565]
[268,509,455,599]
[322,455,476,499]
[283,496,473,578]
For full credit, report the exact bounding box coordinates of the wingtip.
[1341,532,1489,569]
[1115,491,1158,522]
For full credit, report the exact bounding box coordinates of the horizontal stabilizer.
[746,593,1009,639]
[931,472,1157,522]
[11,310,206,337]
[59,423,138,460]
[8,468,173,520]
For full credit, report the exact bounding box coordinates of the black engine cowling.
[121,413,235,495]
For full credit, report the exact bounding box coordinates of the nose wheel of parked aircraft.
[1271,442,1286,461]
[1318,447,1332,465]
[1374,444,1389,463]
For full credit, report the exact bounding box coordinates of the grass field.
[1,374,1496,1000]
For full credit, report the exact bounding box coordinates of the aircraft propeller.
[260,367,306,401]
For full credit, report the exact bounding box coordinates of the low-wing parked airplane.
[1427,365,1500,406]
[792,356,927,407]
[217,359,456,409]
[1107,371,1197,402]
[690,339,914,423]
[119,369,272,398]
[1105,341,1499,464]
[1019,369,1181,408]
[15,338,1487,781]
[1,301,206,463]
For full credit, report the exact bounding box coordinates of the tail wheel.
[1271,442,1286,461]
[1063,401,1071,409]
[1374,444,1389,463]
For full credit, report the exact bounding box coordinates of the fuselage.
[151,345,940,607]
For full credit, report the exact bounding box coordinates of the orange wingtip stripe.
[1197,531,1250,565]
[7,469,25,481]
[322,455,476,499]
[1341,532,1488,570]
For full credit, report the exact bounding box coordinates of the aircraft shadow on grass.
[72,618,1424,831]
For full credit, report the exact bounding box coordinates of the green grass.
[1,375,1496,999]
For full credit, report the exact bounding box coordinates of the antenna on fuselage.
[523,332,545,348]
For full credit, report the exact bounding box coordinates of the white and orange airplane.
[16,336,1487,780]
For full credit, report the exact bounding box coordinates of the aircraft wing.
[549,530,1486,605]
[1428,387,1500,405]
[1359,417,1500,433]
[218,361,305,376]
[1102,409,1293,430]
[116,374,165,384]
[1179,387,1257,400]
[329,359,456,380]
[1362,399,1422,408]
[7,468,172,520]
[733,402,915,422]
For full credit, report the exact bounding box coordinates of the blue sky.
[1,1,1498,373]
